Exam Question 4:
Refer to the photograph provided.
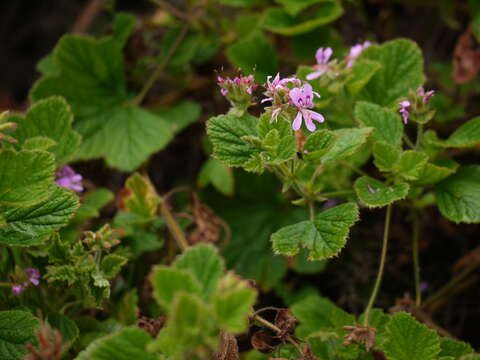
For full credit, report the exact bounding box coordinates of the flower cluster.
[55,165,83,192]
[306,47,333,80]
[217,75,258,114]
[12,268,41,295]
[398,87,435,124]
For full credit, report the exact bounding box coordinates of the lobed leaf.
[355,102,403,146]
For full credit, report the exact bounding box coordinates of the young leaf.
[322,127,373,162]
[0,185,79,246]
[174,244,225,301]
[149,292,218,357]
[271,203,359,260]
[373,141,401,172]
[413,162,456,186]
[122,173,160,219]
[198,158,235,196]
[0,310,39,360]
[0,150,55,207]
[151,266,202,310]
[262,2,343,36]
[76,327,155,360]
[257,116,296,164]
[355,102,403,146]
[101,254,128,279]
[226,31,278,82]
[358,39,425,106]
[443,116,480,148]
[435,166,480,223]
[355,176,409,208]
[290,294,339,337]
[23,137,57,152]
[377,312,441,360]
[394,150,429,181]
[8,97,81,165]
[207,114,260,167]
[213,273,257,333]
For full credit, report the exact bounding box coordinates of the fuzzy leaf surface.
[355,102,403,146]
[355,176,409,207]
[0,310,39,360]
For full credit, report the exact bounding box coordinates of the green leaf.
[9,97,81,165]
[152,266,202,310]
[161,28,200,67]
[271,203,359,260]
[435,166,480,223]
[46,313,79,343]
[122,173,160,219]
[290,294,339,337]
[304,129,336,161]
[345,60,382,96]
[439,337,474,358]
[149,293,219,357]
[394,150,429,181]
[322,127,373,162]
[257,116,296,164]
[262,1,343,36]
[413,162,456,186]
[0,185,79,246]
[113,290,139,326]
[355,176,409,208]
[226,31,278,82]
[358,39,425,106]
[377,312,441,360]
[207,114,260,167]
[74,106,173,171]
[198,158,234,196]
[151,101,201,135]
[213,274,257,333]
[30,23,173,171]
[355,102,403,146]
[0,150,55,207]
[23,137,57,151]
[76,327,155,360]
[174,244,225,301]
[274,0,331,16]
[373,141,401,172]
[101,254,128,279]
[443,117,480,148]
[0,310,39,360]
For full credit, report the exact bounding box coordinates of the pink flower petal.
[292,111,303,131]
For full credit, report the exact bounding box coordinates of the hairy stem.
[159,200,189,251]
[319,189,355,198]
[416,124,424,149]
[363,204,392,325]
[339,160,369,177]
[133,25,189,106]
[308,201,315,221]
[412,215,422,306]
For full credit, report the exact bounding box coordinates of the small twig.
[159,200,189,251]
[133,24,189,105]
[71,0,103,34]
[251,314,304,355]
[150,0,191,22]
[339,160,369,177]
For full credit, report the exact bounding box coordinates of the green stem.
[0,282,12,287]
[412,215,422,306]
[308,202,315,221]
[339,161,369,177]
[132,25,189,106]
[319,189,355,198]
[416,124,424,149]
[159,200,189,251]
[363,204,392,326]
[403,134,415,149]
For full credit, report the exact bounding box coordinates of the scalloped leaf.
[355,176,409,208]
[322,127,373,162]
[271,203,359,260]
[358,39,425,106]
[394,150,429,181]
[0,310,39,360]
[355,102,403,146]
[377,312,441,360]
[373,141,401,172]
[0,185,79,246]
[435,166,480,223]
[8,97,81,165]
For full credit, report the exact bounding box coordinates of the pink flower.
[399,100,411,124]
[56,165,83,192]
[306,47,333,80]
[262,74,301,104]
[217,75,257,97]
[25,268,41,286]
[289,84,325,132]
[417,87,435,103]
[347,41,371,68]
[12,285,25,295]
